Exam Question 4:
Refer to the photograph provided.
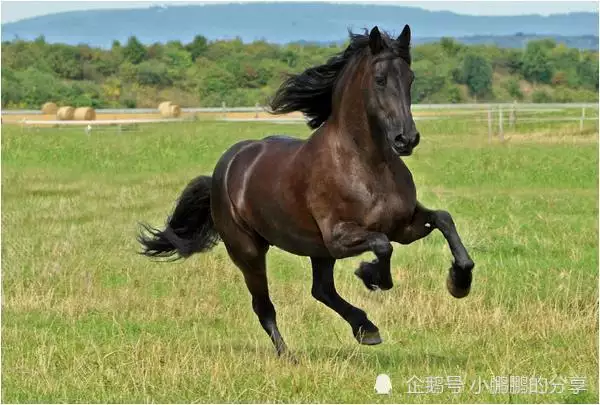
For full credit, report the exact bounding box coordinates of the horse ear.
[369,26,384,55]
[397,24,411,48]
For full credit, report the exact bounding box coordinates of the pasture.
[1,115,598,403]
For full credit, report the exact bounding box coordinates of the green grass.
[2,118,598,403]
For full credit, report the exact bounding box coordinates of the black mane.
[268,30,395,129]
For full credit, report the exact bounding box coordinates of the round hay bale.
[158,101,172,114]
[56,106,75,121]
[169,104,181,118]
[159,103,181,118]
[73,107,96,121]
[41,102,58,114]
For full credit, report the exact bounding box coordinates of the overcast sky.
[1,0,598,24]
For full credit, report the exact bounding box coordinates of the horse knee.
[370,238,392,258]
[433,210,454,228]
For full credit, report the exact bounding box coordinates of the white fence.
[4,103,598,139]
[2,102,598,116]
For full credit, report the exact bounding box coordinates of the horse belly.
[256,217,330,257]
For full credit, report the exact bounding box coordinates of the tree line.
[1,34,598,109]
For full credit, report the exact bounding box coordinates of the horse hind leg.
[222,231,289,357]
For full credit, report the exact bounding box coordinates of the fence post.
[509,101,516,131]
[487,107,493,143]
[255,102,260,119]
[580,107,585,132]
[221,101,227,118]
[498,106,504,141]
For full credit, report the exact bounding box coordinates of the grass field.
[1,116,598,403]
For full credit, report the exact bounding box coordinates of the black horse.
[139,25,474,357]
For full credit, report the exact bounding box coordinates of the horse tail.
[137,175,220,260]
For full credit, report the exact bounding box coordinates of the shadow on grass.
[197,340,469,371]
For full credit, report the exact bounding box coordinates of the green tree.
[162,44,192,70]
[198,65,237,101]
[531,89,552,103]
[411,60,448,102]
[460,53,493,99]
[1,68,22,107]
[137,61,172,86]
[186,35,208,61]
[577,54,599,91]
[123,36,147,64]
[102,76,122,102]
[446,85,463,103]
[1,33,596,109]
[33,35,46,46]
[46,44,83,79]
[13,68,71,106]
[522,41,554,84]
[118,61,138,83]
[147,43,164,60]
[504,78,523,100]
[166,40,184,50]
[439,37,461,57]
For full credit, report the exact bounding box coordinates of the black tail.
[138,175,220,260]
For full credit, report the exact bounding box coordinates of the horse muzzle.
[391,131,420,156]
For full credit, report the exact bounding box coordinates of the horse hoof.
[355,262,393,291]
[354,326,383,345]
[355,263,376,290]
[280,351,299,365]
[446,265,473,299]
[356,330,383,345]
[379,279,393,291]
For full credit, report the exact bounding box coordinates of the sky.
[1,0,598,24]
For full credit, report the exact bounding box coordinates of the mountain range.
[2,2,599,49]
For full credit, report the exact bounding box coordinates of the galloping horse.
[139,25,474,356]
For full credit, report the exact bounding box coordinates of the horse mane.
[269,30,400,129]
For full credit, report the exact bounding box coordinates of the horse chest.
[363,193,414,234]
[324,164,417,234]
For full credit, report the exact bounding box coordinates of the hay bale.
[159,103,182,118]
[41,102,58,114]
[158,101,172,115]
[73,107,96,121]
[169,104,181,118]
[56,106,75,121]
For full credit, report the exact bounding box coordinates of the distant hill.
[2,2,599,49]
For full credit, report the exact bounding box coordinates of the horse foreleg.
[310,257,382,345]
[321,221,394,291]
[395,202,475,298]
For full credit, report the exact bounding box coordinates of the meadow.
[1,114,598,403]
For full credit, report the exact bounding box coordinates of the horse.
[138,25,475,357]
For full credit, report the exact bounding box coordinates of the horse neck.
[326,58,393,166]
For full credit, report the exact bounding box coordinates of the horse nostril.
[394,134,404,146]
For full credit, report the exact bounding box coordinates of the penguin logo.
[375,374,392,394]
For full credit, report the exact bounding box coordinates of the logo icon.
[375,374,392,395]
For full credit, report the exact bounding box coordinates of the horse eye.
[375,76,387,87]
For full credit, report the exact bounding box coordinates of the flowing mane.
[268,30,392,129]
